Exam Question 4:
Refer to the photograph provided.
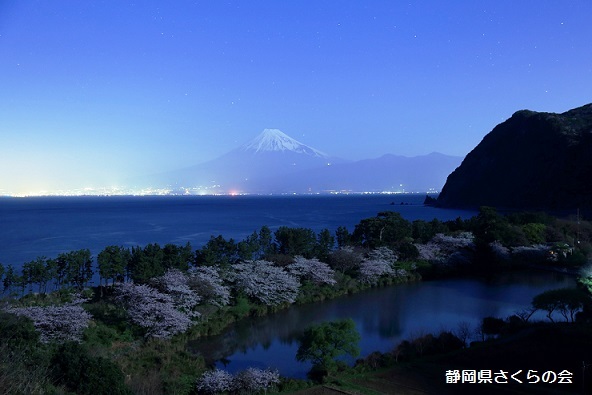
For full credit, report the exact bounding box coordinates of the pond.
[187,270,576,378]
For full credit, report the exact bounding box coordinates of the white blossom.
[230,260,300,306]
[367,246,398,262]
[287,256,336,285]
[415,233,475,263]
[358,258,394,284]
[432,233,474,251]
[414,243,441,261]
[490,241,510,260]
[188,266,231,307]
[114,282,192,338]
[196,369,234,394]
[151,269,202,318]
[196,368,280,395]
[234,367,280,393]
[7,300,91,343]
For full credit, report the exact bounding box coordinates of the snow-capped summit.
[241,129,328,158]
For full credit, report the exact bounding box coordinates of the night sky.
[1,1,591,195]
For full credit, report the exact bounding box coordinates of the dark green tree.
[352,211,412,249]
[21,260,34,293]
[54,254,69,289]
[24,257,50,293]
[522,223,546,244]
[472,207,517,268]
[162,242,192,271]
[44,258,58,292]
[296,319,360,376]
[444,216,470,233]
[412,220,431,243]
[129,243,165,283]
[473,206,510,244]
[98,246,130,286]
[195,235,239,266]
[258,225,275,256]
[397,241,419,261]
[314,229,335,261]
[412,219,449,243]
[274,227,317,258]
[237,231,261,260]
[335,226,351,248]
[60,249,93,290]
[2,264,16,294]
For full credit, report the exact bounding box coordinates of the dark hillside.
[437,103,592,212]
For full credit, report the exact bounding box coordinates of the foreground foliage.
[296,319,361,376]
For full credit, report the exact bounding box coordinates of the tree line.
[2,207,590,296]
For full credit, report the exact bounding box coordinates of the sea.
[0,194,476,270]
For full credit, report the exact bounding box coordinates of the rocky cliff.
[436,103,592,211]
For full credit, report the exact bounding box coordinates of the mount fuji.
[241,128,328,157]
[151,129,346,194]
[145,129,462,194]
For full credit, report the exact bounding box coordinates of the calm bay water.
[188,271,576,378]
[0,194,476,268]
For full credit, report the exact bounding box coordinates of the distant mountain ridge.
[144,129,463,194]
[436,103,592,211]
[256,152,462,194]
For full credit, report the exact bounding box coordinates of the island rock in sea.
[436,103,592,212]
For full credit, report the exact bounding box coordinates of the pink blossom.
[287,256,336,285]
[7,298,91,343]
[230,260,300,306]
[114,282,192,338]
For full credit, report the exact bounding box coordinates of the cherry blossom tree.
[114,282,192,338]
[287,256,336,285]
[358,258,394,284]
[196,367,279,395]
[230,260,300,306]
[490,241,510,261]
[234,367,280,393]
[196,369,234,394]
[187,266,231,307]
[357,246,402,284]
[7,296,91,343]
[415,232,475,262]
[415,243,441,261]
[151,269,201,318]
[368,246,398,263]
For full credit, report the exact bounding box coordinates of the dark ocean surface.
[0,194,476,269]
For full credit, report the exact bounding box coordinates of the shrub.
[51,342,130,395]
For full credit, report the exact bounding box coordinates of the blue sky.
[1,1,591,194]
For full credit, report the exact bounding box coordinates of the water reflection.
[187,271,575,378]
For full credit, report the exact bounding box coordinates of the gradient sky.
[1,1,591,194]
